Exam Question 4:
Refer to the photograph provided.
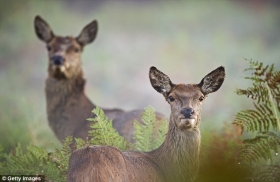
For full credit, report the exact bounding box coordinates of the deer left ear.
[198,66,225,95]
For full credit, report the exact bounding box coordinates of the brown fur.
[34,16,162,142]
[67,66,225,182]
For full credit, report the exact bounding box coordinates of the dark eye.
[199,96,204,101]
[46,45,51,51]
[169,96,175,102]
[75,47,80,53]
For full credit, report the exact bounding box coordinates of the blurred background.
[0,0,280,153]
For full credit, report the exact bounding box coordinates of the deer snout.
[51,55,65,66]
[181,108,194,119]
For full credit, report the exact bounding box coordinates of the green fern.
[233,59,280,181]
[48,136,73,176]
[234,59,280,132]
[0,106,166,180]
[236,132,280,164]
[234,103,278,132]
[74,137,89,149]
[0,143,67,181]
[0,144,4,161]
[133,105,168,151]
[87,106,130,150]
[254,165,280,182]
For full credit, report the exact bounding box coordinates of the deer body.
[34,16,149,141]
[67,66,225,182]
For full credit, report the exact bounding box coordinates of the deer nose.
[181,108,194,118]
[51,55,64,66]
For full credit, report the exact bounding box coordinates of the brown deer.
[34,16,158,142]
[67,66,226,182]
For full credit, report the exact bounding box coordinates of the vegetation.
[133,106,168,151]
[233,60,280,181]
[0,106,168,181]
[87,107,130,150]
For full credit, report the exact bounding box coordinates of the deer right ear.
[34,15,55,43]
[76,20,98,46]
[149,66,174,96]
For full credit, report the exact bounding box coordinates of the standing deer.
[34,16,157,142]
[67,66,225,182]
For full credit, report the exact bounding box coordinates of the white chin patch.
[52,65,66,72]
[180,118,195,127]
[60,65,66,72]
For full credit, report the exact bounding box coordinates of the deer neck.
[45,70,94,113]
[149,115,201,181]
[46,71,84,96]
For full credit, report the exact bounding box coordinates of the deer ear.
[198,66,225,95]
[149,66,174,95]
[76,20,98,46]
[34,15,55,43]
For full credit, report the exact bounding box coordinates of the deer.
[67,66,226,182]
[34,15,161,142]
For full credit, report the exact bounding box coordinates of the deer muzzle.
[51,55,65,66]
[181,108,194,119]
[180,118,195,128]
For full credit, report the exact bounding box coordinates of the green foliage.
[0,136,78,181]
[255,165,280,182]
[87,106,130,150]
[133,105,168,152]
[234,59,280,133]
[48,136,73,176]
[0,142,68,181]
[233,59,280,181]
[0,144,3,160]
[0,106,165,180]
[236,132,280,164]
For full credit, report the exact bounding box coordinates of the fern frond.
[133,105,168,152]
[233,60,280,181]
[233,103,278,132]
[236,132,280,164]
[87,106,129,150]
[0,144,3,162]
[268,70,280,88]
[0,143,66,181]
[243,59,275,83]
[236,83,269,104]
[237,60,278,106]
[254,165,280,182]
[48,136,72,174]
[74,137,89,149]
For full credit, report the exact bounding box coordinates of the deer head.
[34,15,98,80]
[149,66,225,130]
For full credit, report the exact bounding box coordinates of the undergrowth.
[0,105,168,181]
[233,59,280,182]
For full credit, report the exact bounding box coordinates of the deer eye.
[75,47,80,53]
[199,96,204,101]
[46,45,51,51]
[169,96,175,102]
